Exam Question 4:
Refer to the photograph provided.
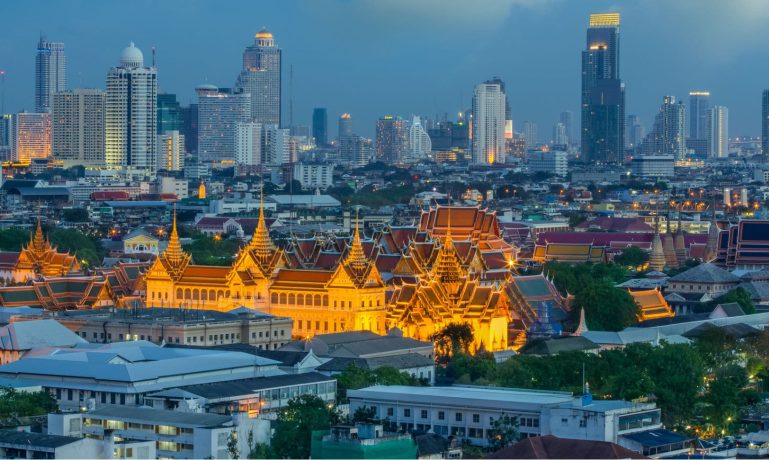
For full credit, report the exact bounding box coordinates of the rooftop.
[668,263,740,284]
[0,430,82,449]
[88,405,231,428]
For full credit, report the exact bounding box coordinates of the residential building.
[581,12,624,163]
[528,149,568,176]
[196,85,251,163]
[640,96,686,161]
[522,121,538,148]
[688,91,711,141]
[35,37,66,113]
[559,111,574,146]
[9,112,52,162]
[234,28,281,125]
[312,107,328,146]
[552,122,567,146]
[262,124,290,165]
[234,121,262,165]
[157,130,185,171]
[293,162,334,190]
[340,134,371,168]
[105,42,157,171]
[348,385,665,448]
[0,431,102,460]
[52,89,105,166]
[376,116,407,163]
[707,105,729,159]
[630,155,674,178]
[158,176,188,199]
[408,116,431,163]
[472,82,506,165]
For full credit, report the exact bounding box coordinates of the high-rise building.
[581,12,625,163]
[105,43,158,170]
[408,116,431,163]
[196,84,251,162]
[234,29,281,125]
[181,104,198,154]
[157,93,183,134]
[707,105,728,159]
[762,90,769,159]
[312,108,328,146]
[0,114,11,148]
[339,113,353,139]
[640,96,686,160]
[559,111,574,145]
[375,116,407,163]
[688,91,711,141]
[35,37,66,113]
[552,122,568,146]
[522,121,538,148]
[234,121,262,165]
[52,89,105,166]
[262,124,290,165]
[9,112,51,162]
[158,130,185,171]
[625,115,644,151]
[471,82,506,165]
[340,135,371,168]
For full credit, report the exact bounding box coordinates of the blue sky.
[1,0,767,139]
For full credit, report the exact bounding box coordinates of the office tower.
[688,91,710,141]
[234,29,281,125]
[312,108,328,146]
[552,122,568,146]
[375,116,407,163]
[196,84,251,162]
[35,37,66,113]
[0,114,12,148]
[339,113,353,139]
[581,12,625,163]
[9,112,51,162]
[522,121,538,148]
[559,111,574,145]
[340,135,372,168]
[408,116,431,163]
[763,90,769,159]
[471,82,506,164]
[625,115,644,151]
[157,93,183,134]
[640,96,686,160]
[707,106,729,159]
[234,121,262,165]
[181,104,198,154]
[105,43,157,170]
[52,89,105,166]
[262,124,290,165]
[158,130,185,171]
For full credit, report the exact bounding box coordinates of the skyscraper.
[707,105,728,159]
[158,130,185,171]
[312,108,328,146]
[471,82,506,165]
[196,84,251,162]
[688,91,711,141]
[157,93,184,134]
[234,29,281,125]
[9,112,51,162]
[375,116,407,163]
[52,89,105,166]
[235,122,262,166]
[559,111,574,145]
[581,12,625,163]
[625,115,644,151]
[105,43,157,170]
[262,124,290,165]
[340,135,371,168]
[762,90,769,159]
[552,122,568,146]
[522,121,538,148]
[408,116,431,163]
[339,113,353,139]
[35,37,66,113]
[640,96,686,160]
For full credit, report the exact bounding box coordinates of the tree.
[352,405,378,423]
[487,414,519,451]
[48,228,105,267]
[247,443,273,459]
[226,429,239,459]
[613,246,649,269]
[447,352,496,383]
[336,364,376,402]
[709,287,756,315]
[0,228,34,251]
[0,389,57,418]
[574,282,639,331]
[271,395,339,459]
[568,213,588,228]
[432,323,474,364]
[647,343,704,426]
[62,208,90,223]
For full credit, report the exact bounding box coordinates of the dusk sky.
[1,0,768,138]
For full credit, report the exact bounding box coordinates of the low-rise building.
[0,430,103,459]
[293,162,334,190]
[528,150,568,177]
[311,423,418,459]
[0,319,87,364]
[630,155,675,178]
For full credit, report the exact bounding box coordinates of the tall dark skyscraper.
[581,12,625,163]
[35,37,66,113]
[234,29,281,125]
[312,107,328,146]
[688,91,711,140]
[339,113,353,139]
[763,90,769,159]
[157,93,183,134]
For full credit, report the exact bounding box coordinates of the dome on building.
[120,42,144,68]
[195,83,219,95]
[255,28,273,39]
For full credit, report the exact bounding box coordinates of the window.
[404,409,411,417]
[455,413,463,422]
[473,414,480,423]
[561,418,568,425]
[579,419,587,428]
[421,410,428,419]
[387,408,394,417]
[438,411,445,420]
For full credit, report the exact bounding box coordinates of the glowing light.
[589,12,620,27]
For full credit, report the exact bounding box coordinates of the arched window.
[201,290,207,301]
[314,294,321,306]
[193,289,199,301]
[271,293,278,304]
[280,293,287,304]
[323,295,329,306]
[297,295,304,306]
[288,294,295,305]
[209,290,215,301]
[176,288,182,299]
[184,289,191,300]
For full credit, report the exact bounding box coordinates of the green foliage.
[447,352,496,383]
[487,414,519,451]
[432,323,474,364]
[226,429,239,459]
[0,228,31,251]
[48,228,104,267]
[336,364,423,402]
[271,394,339,459]
[62,208,90,223]
[183,233,241,266]
[352,405,378,423]
[247,443,273,459]
[0,388,57,418]
[568,213,588,228]
[709,287,756,315]
[613,246,649,268]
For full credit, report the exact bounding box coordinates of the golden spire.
[445,205,453,248]
[31,217,46,253]
[249,186,274,260]
[434,205,463,288]
[345,208,368,272]
[164,206,186,267]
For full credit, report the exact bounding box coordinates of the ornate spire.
[164,207,186,268]
[31,217,46,253]
[574,307,589,336]
[249,186,274,260]
[345,209,368,273]
[650,215,666,272]
[433,206,464,290]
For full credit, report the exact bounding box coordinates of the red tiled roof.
[487,435,647,459]
[91,191,130,201]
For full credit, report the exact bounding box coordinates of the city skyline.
[1,0,768,139]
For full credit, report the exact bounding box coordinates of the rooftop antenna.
[152,46,156,68]
[289,64,294,129]
[0,69,5,115]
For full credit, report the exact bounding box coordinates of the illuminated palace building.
[145,206,570,351]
